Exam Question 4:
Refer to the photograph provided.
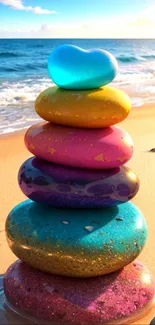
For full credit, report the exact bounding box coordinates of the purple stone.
[18,157,140,208]
[88,184,115,195]
[117,184,130,196]
[57,184,71,193]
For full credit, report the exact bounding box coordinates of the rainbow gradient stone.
[18,157,140,208]
[4,260,155,324]
[6,200,147,277]
[48,44,118,89]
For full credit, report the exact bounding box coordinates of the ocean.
[0,38,155,134]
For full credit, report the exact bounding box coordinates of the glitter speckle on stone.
[84,226,94,232]
[4,260,155,325]
[6,199,148,277]
[62,221,70,225]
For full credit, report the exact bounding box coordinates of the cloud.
[39,24,52,32]
[0,0,57,14]
[32,7,56,14]
[138,4,155,22]
[130,4,155,27]
[0,3,155,38]
[36,15,155,39]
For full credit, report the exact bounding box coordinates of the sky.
[0,0,155,38]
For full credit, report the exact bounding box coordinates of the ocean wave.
[117,54,155,63]
[0,51,25,58]
[142,54,155,60]
[0,78,52,106]
[25,62,47,70]
[117,55,139,63]
[1,72,155,108]
[0,67,21,72]
[1,76,155,134]
[0,63,47,73]
[28,44,46,48]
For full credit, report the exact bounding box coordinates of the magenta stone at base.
[4,260,155,325]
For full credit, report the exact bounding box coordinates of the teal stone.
[48,44,118,89]
[6,200,147,277]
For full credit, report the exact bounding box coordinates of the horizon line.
[0,37,155,40]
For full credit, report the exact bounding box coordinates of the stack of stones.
[4,45,155,325]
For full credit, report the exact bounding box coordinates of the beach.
[0,103,155,324]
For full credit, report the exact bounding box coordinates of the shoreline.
[0,102,155,139]
[0,128,26,139]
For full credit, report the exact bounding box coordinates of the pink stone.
[24,122,133,169]
[4,260,155,324]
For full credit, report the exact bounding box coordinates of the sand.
[0,104,155,324]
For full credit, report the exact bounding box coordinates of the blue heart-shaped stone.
[48,44,118,90]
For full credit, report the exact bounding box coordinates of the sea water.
[0,38,155,134]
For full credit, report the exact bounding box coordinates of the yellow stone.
[35,86,131,128]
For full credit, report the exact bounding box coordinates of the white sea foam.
[0,67,155,134]
[0,78,52,106]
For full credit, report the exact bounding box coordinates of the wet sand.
[0,104,155,324]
